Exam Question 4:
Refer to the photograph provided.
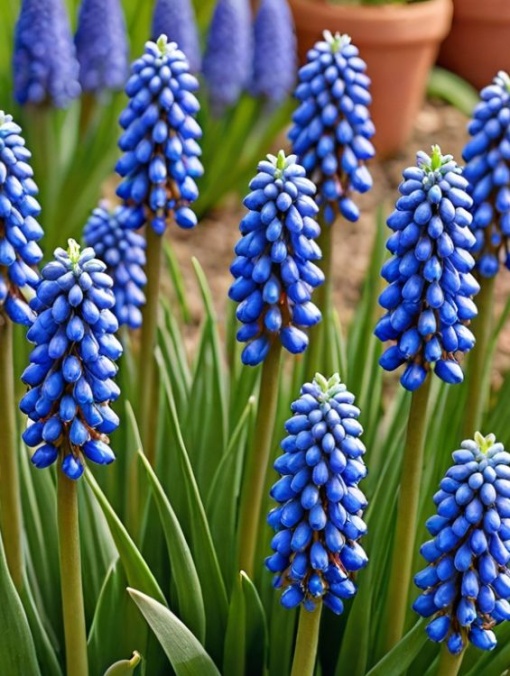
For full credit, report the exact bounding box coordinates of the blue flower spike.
[151,0,201,74]
[414,432,510,654]
[0,112,43,326]
[83,203,146,329]
[266,373,368,613]
[116,35,203,234]
[75,0,129,94]
[203,0,252,113]
[375,145,479,391]
[251,0,297,103]
[13,0,80,108]
[229,150,324,366]
[463,71,510,278]
[20,239,122,480]
[289,30,375,224]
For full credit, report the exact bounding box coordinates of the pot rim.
[288,0,453,44]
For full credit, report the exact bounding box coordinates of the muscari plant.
[3,5,510,676]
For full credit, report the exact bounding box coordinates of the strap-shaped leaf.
[128,588,220,676]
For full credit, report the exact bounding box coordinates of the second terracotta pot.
[288,0,453,158]
[438,0,510,91]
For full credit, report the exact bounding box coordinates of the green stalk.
[57,470,88,676]
[436,645,464,676]
[304,216,333,382]
[462,275,496,438]
[138,226,163,466]
[0,319,23,591]
[383,375,432,652]
[290,605,323,676]
[238,340,282,578]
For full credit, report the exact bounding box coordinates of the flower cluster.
[289,31,374,224]
[75,0,129,94]
[414,433,510,654]
[20,241,122,480]
[266,373,368,613]
[116,35,203,234]
[375,146,479,391]
[463,71,510,277]
[13,0,80,107]
[151,0,201,74]
[203,0,252,113]
[251,0,296,103]
[0,112,43,325]
[229,151,323,366]
[83,204,146,329]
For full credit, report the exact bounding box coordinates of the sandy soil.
[167,100,510,379]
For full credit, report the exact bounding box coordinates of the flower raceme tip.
[0,112,43,326]
[20,240,122,480]
[289,30,374,225]
[266,373,368,613]
[229,150,324,365]
[463,71,510,277]
[414,433,510,654]
[375,146,479,391]
[83,204,147,330]
[116,35,203,235]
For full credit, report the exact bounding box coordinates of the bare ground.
[168,100,510,381]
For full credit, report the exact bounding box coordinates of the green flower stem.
[57,469,88,676]
[463,275,496,438]
[138,225,163,466]
[383,374,432,652]
[0,318,23,590]
[304,215,333,381]
[238,340,282,578]
[290,605,323,676]
[436,644,464,676]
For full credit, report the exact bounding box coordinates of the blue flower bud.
[13,0,80,107]
[376,146,478,389]
[414,433,510,653]
[230,152,323,364]
[20,240,122,479]
[266,373,368,613]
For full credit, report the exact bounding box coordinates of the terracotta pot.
[438,0,510,91]
[288,0,453,158]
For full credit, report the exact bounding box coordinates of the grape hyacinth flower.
[375,146,479,391]
[229,150,323,366]
[116,35,203,234]
[414,433,510,654]
[266,373,368,613]
[13,0,80,107]
[251,0,296,103]
[151,0,201,74]
[463,71,510,277]
[289,31,374,224]
[203,0,252,112]
[75,0,129,94]
[20,240,122,480]
[83,204,146,329]
[0,112,43,325]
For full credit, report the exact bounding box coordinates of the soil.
[168,100,510,382]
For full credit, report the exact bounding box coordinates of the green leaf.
[88,561,149,676]
[155,349,229,662]
[128,588,221,676]
[0,533,41,675]
[162,241,192,324]
[103,652,141,676]
[19,575,62,676]
[223,572,268,676]
[136,443,206,643]
[365,620,427,676]
[85,469,166,606]
[427,67,478,117]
